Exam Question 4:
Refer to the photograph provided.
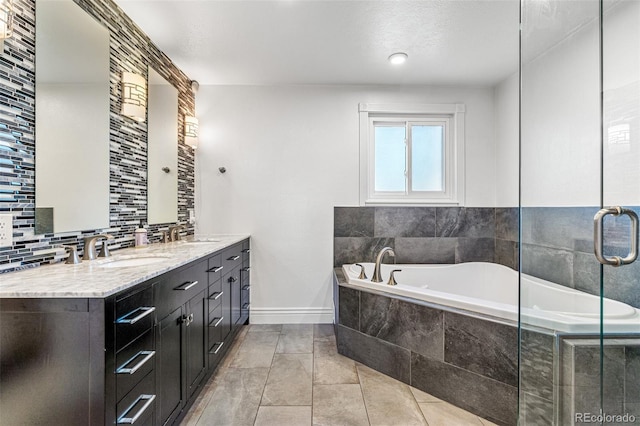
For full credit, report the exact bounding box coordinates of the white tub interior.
[342,262,640,333]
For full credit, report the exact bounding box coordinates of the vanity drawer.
[241,240,250,265]
[155,261,206,319]
[116,370,155,425]
[207,303,225,346]
[207,254,223,284]
[115,285,155,352]
[222,244,243,272]
[208,282,224,311]
[115,329,155,402]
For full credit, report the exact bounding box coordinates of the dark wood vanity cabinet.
[0,238,250,426]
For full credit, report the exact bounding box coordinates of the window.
[359,103,465,205]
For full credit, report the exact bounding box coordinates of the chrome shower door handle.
[594,206,639,266]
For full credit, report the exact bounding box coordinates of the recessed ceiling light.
[388,52,408,65]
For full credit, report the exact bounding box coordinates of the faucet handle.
[63,245,81,264]
[161,230,170,243]
[388,269,402,286]
[355,263,368,280]
[98,234,114,258]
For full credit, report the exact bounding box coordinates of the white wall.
[195,84,496,323]
[494,72,519,207]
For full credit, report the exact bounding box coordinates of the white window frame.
[359,103,465,206]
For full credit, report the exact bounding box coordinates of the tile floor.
[181,324,498,426]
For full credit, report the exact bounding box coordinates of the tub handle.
[355,263,368,280]
[388,269,402,286]
[594,206,639,267]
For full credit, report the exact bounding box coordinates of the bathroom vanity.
[0,236,250,425]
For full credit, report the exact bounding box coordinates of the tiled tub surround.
[334,268,518,425]
[334,206,519,271]
[0,235,249,297]
[0,0,195,274]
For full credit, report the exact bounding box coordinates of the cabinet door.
[186,289,207,399]
[229,268,242,326]
[157,306,184,426]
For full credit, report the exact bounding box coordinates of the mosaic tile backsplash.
[0,0,195,273]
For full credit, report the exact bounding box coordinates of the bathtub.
[341,262,640,333]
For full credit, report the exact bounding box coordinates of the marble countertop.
[0,234,250,298]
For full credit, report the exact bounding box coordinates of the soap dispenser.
[134,223,148,247]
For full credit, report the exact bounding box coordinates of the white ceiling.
[115,0,520,86]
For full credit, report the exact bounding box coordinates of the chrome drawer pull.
[116,307,155,325]
[210,341,224,354]
[242,267,251,272]
[227,255,240,261]
[242,285,250,291]
[242,303,250,309]
[229,276,237,283]
[241,249,250,253]
[210,291,224,300]
[174,280,198,291]
[211,316,224,327]
[207,266,223,273]
[116,351,155,375]
[117,394,156,424]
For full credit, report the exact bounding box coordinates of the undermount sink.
[98,255,170,268]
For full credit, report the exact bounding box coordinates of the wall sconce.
[0,0,14,50]
[121,71,146,122]
[184,116,199,149]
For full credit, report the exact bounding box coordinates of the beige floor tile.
[282,323,314,335]
[479,417,499,426]
[261,353,313,406]
[313,340,359,385]
[276,331,313,353]
[229,331,280,368]
[248,324,283,333]
[410,386,442,403]
[418,401,485,426]
[195,367,269,426]
[357,364,427,426]
[254,406,312,426]
[312,384,370,426]
[313,324,335,340]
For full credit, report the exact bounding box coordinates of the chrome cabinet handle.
[116,307,155,324]
[210,341,224,354]
[116,351,155,375]
[210,291,224,300]
[228,255,240,261]
[211,316,224,327]
[594,206,639,266]
[242,285,250,291]
[242,303,250,309]
[229,276,237,283]
[117,394,156,424]
[242,267,251,272]
[181,313,194,326]
[207,266,223,273]
[174,280,198,291]
[241,249,250,253]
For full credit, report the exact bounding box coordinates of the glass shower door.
[520,0,639,424]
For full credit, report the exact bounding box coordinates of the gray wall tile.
[626,345,640,406]
[334,207,374,237]
[336,325,410,384]
[436,207,496,238]
[333,237,394,267]
[360,292,444,361]
[444,312,517,387]
[373,207,435,238]
[338,286,359,330]
[411,352,517,426]
[495,207,518,242]
[495,239,518,270]
[521,243,574,287]
[394,237,456,264]
[520,392,554,426]
[521,207,595,252]
[520,329,554,401]
[456,238,495,263]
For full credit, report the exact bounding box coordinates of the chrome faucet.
[371,247,395,283]
[168,224,186,242]
[83,234,113,260]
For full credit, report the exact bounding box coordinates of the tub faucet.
[372,247,395,283]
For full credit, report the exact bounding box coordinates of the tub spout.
[372,247,395,283]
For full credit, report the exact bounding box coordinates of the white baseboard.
[249,307,334,324]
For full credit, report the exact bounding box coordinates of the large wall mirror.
[147,67,178,225]
[35,0,110,234]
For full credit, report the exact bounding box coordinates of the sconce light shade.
[185,116,199,149]
[0,0,14,49]
[121,71,147,122]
